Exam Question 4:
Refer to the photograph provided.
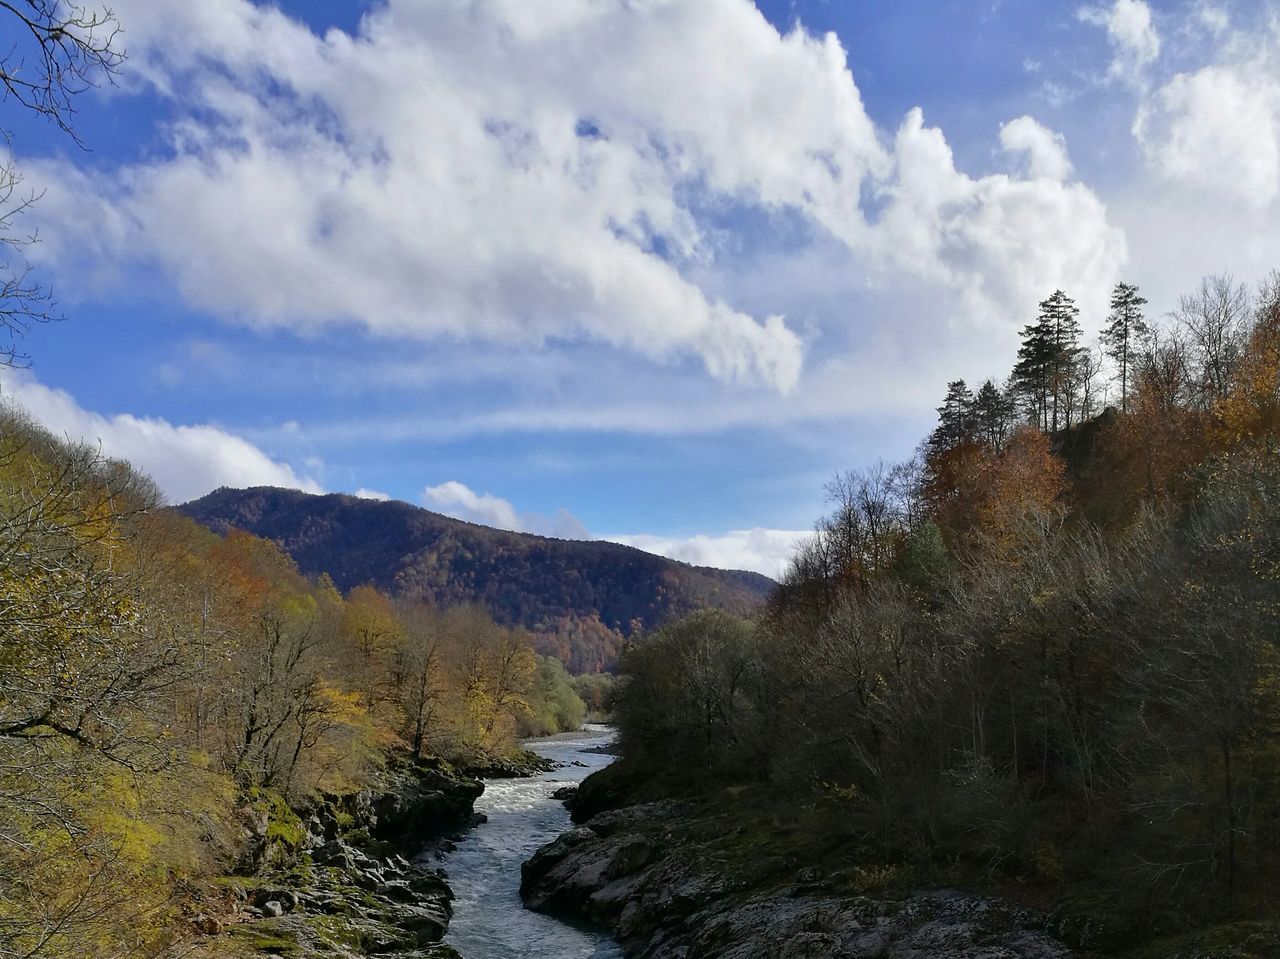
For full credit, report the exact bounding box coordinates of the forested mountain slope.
[177,486,776,671]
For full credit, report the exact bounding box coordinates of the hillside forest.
[0,403,598,956]
[607,273,1280,947]
[177,486,773,675]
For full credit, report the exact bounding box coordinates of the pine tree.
[928,380,975,453]
[972,379,1015,451]
[1014,290,1084,432]
[1014,317,1054,431]
[1100,282,1149,413]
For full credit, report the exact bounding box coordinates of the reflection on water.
[436,726,625,958]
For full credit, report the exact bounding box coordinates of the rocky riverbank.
[520,792,1076,959]
[185,755,491,958]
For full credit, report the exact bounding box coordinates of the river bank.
[183,750,553,959]
[521,776,1078,959]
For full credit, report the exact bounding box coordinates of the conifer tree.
[929,380,975,452]
[972,379,1015,451]
[1101,282,1149,413]
[1014,317,1053,431]
[1014,290,1084,432]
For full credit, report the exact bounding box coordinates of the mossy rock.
[227,922,302,957]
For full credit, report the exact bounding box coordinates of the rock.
[194,753,483,958]
[605,835,654,880]
[462,747,558,779]
[521,808,1073,959]
[312,839,355,869]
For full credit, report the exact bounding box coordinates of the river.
[436,725,626,958]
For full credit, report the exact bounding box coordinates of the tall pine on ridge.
[1101,282,1150,412]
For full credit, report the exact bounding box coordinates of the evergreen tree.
[928,380,975,452]
[972,379,1015,451]
[1100,282,1149,413]
[1014,290,1084,432]
[1014,317,1054,431]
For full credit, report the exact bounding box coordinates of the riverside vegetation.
[526,275,1280,958]
[0,402,600,958]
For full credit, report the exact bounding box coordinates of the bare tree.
[0,2,124,365]
[0,1,124,137]
[1174,274,1251,406]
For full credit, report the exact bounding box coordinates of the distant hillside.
[176,487,776,672]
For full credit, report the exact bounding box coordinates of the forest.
[178,485,773,673]
[0,404,593,956]
[608,273,1280,945]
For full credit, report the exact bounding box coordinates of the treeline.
[0,406,585,957]
[613,272,1280,939]
[179,485,774,674]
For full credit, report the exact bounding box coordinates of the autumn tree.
[392,602,449,759]
[0,409,230,958]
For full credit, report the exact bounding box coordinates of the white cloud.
[1136,62,1280,207]
[608,528,808,580]
[27,0,1125,404]
[421,480,589,539]
[423,481,522,531]
[418,479,797,573]
[999,116,1074,182]
[353,488,391,501]
[1079,0,1162,81]
[1193,2,1230,35]
[0,371,322,503]
[877,110,1124,329]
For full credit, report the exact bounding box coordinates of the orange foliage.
[925,428,1065,552]
[1213,307,1280,449]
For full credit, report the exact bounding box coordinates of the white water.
[437,726,626,958]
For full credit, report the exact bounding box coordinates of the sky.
[2,0,1280,578]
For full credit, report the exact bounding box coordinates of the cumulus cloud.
[353,488,391,501]
[421,480,590,539]
[1136,61,1280,208]
[877,109,1124,328]
[999,116,1074,182]
[26,0,1125,402]
[422,481,522,531]
[0,371,322,503]
[608,528,807,580]
[1079,0,1161,81]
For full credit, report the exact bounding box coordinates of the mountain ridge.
[176,486,777,672]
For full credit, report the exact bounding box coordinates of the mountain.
[176,486,777,673]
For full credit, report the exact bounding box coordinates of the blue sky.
[4,0,1280,576]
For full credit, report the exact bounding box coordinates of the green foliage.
[519,656,587,737]
[570,671,617,720]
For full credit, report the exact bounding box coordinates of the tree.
[0,2,123,366]
[928,380,975,453]
[1013,314,1054,431]
[971,379,1015,451]
[1100,282,1149,412]
[1175,274,1251,406]
[1014,291,1085,432]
